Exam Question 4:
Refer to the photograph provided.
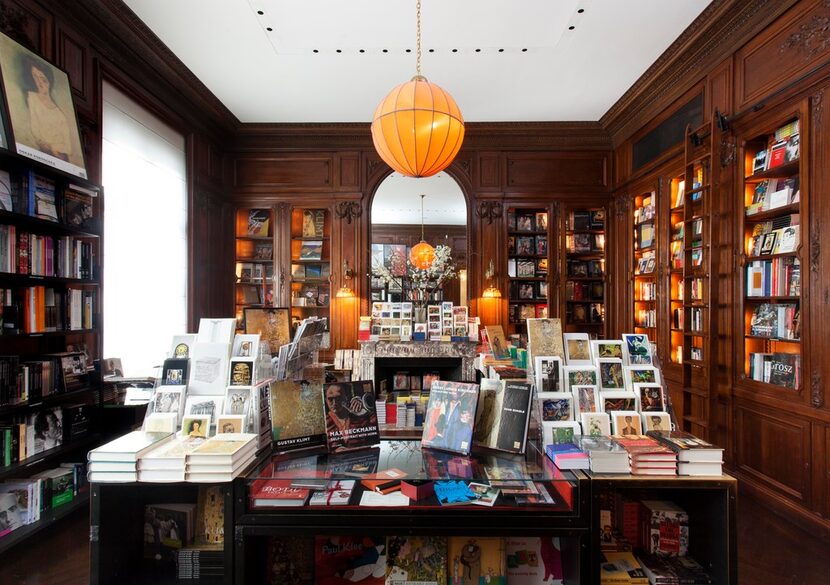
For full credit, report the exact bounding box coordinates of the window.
[102,82,187,377]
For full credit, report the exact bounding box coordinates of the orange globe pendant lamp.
[371,0,465,178]
[410,194,435,269]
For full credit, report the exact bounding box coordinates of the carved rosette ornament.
[367,158,383,178]
[475,201,503,225]
[335,201,362,224]
[780,9,830,60]
[812,369,823,408]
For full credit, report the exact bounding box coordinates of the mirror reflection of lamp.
[410,194,436,269]
[336,259,355,298]
[481,259,501,298]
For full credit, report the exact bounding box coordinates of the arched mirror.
[370,172,468,306]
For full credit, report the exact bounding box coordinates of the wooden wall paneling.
[332,197,362,352]
[809,84,828,412]
[56,21,94,117]
[233,154,335,193]
[477,152,501,191]
[504,152,609,193]
[608,193,631,338]
[0,0,53,55]
[473,195,505,327]
[735,400,812,507]
[708,56,737,457]
[336,152,360,191]
[190,189,234,329]
[735,0,830,112]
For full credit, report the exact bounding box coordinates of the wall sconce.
[481,259,501,299]
[336,259,355,298]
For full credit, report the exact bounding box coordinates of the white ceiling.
[123,0,710,123]
[372,172,467,225]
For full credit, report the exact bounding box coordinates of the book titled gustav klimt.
[270,380,327,452]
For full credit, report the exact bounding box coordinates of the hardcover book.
[647,430,723,463]
[266,535,314,585]
[448,536,505,585]
[505,537,563,585]
[62,187,96,229]
[89,431,175,463]
[247,209,270,236]
[270,381,327,451]
[421,381,480,455]
[484,325,511,360]
[474,380,532,454]
[526,318,565,366]
[315,535,386,584]
[386,535,447,584]
[249,478,310,507]
[323,381,380,453]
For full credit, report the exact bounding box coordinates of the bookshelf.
[505,205,552,333]
[0,148,105,554]
[562,205,606,335]
[234,207,275,330]
[668,171,685,367]
[632,190,657,349]
[739,115,802,392]
[289,207,331,331]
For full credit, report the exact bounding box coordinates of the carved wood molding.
[614,195,631,220]
[780,3,830,60]
[0,2,32,49]
[602,0,797,145]
[814,88,825,125]
[811,222,820,274]
[720,132,737,168]
[335,201,362,224]
[812,369,823,408]
[475,201,503,225]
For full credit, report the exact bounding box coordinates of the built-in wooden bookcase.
[505,205,552,334]
[234,207,275,329]
[738,113,803,393]
[561,204,606,336]
[289,207,331,330]
[668,172,686,366]
[632,190,657,349]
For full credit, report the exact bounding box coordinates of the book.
[187,433,257,467]
[144,503,196,560]
[637,553,713,584]
[421,381,480,455]
[600,551,648,584]
[433,480,477,505]
[88,431,174,463]
[447,536,505,585]
[526,318,565,366]
[473,379,533,454]
[484,325,511,359]
[249,479,310,507]
[647,430,724,463]
[315,535,386,584]
[323,381,380,453]
[265,536,314,584]
[247,209,270,236]
[505,537,563,585]
[270,380,326,452]
[640,500,689,556]
[386,535,447,584]
[308,480,355,506]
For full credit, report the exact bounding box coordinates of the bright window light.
[102,82,187,377]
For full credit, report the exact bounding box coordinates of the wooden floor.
[4,490,830,584]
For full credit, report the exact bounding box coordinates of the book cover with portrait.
[422,381,480,456]
[322,381,379,453]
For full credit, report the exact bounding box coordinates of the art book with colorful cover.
[270,380,326,452]
[322,381,380,453]
[526,318,565,367]
[385,535,447,584]
[484,325,511,360]
[266,535,314,585]
[187,433,257,466]
[315,535,387,585]
[473,379,533,454]
[505,537,563,585]
[421,381,480,456]
[447,537,506,585]
[249,474,311,508]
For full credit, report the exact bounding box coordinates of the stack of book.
[636,553,713,584]
[648,431,724,476]
[575,436,630,473]
[612,435,677,476]
[176,543,224,581]
[545,441,589,470]
[600,551,649,584]
[185,433,258,482]
[137,436,206,482]
[87,431,174,483]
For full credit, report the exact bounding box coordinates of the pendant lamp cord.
[420,194,426,241]
[416,0,422,77]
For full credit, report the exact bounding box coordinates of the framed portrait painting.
[0,32,87,178]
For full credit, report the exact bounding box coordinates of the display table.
[358,340,479,383]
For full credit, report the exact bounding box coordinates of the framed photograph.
[601,391,638,414]
[534,356,563,393]
[181,415,210,439]
[507,236,516,255]
[537,392,573,422]
[572,384,599,416]
[622,333,653,365]
[591,339,623,360]
[590,209,606,229]
[580,412,610,437]
[611,411,643,436]
[624,365,661,389]
[597,358,625,391]
[217,414,246,434]
[541,421,581,447]
[0,32,87,178]
[563,333,592,365]
[161,358,189,386]
[244,307,291,355]
[644,257,656,274]
[642,411,672,433]
[563,365,598,392]
[184,396,224,421]
[224,387,252,418]
[635,383,665,412]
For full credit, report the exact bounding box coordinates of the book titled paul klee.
[315,535,386,584]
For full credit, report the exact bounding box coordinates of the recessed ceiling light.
[336,49,342,53]
[569,25,575,30]
[257,10,263,15]
[498,48,504,52]
[359,49,365,53]
[522,48,527,52]
[266,27,272,31]
[428,48,435,53]
[383,49,388,53]
[452,49,458,53]
[313,49,318,53]
[475,48,481,53]
[578,8,585,13]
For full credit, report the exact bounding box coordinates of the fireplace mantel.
[359,340,478,382]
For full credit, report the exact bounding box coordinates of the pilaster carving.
[811,223,820,274]
[812,369,823,408]
[367,158,384,178]
[814,88,825,125]
[335,201,362,224]
[615,195,631,220]
[454,157,473,184]
[720,134,736,168]
[475,201,503,225]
